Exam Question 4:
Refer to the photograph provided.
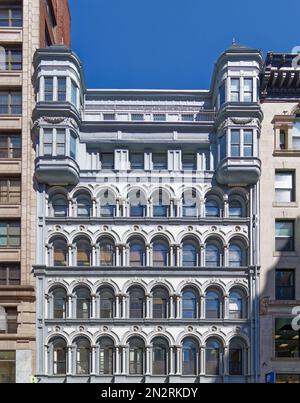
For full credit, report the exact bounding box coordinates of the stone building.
[33,44,262,383]
[0,0,70,384]
[260,52,300,384]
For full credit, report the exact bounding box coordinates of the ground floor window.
[276,374,300,383]
[0,351,15,383]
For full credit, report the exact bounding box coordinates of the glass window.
[292,121,300,150]
[103,113,115,121]
[131,114,144,121]
[205,198,220,217]
[276,270,295,300]
[243,130,253,157]
[152,338,168,375]
[206,291,221,319]
[53,239,68,267]
[0,351,15,384]
[220,134,227,161]
[275,171,295,203]
[153,288,168,319]
[275,318,300,358]
[229,243,244,267]
[153,241,168,266]
[182,242,198,267]
[43,129,53,156]
[70,132,76,159]
[229,340,244,375]
[244,78,253,102]
[76,339,90,375]
[229,291,245,319]
[231,130,240,157]
[76,239,91,267]
[219,82,226,107]
[0,179,21,204]
[77,196,91,218]
[129,241,145,266]
[182,190,197,217]
[99,338,114,375]
[101,153,114,169]
[0,307,17,334]
[206,339,221,375]
[130,153,144,169]
[52,195,68,218]
[229,200,243,217]
[99,288,114,319]
[56,130,65,156]
[276,374,300,384]
[275,220,294,252]
[153,114,166,121]
[129,338,144,375]
[182,338,198,375]
[129,288,145,319]
[57,78,67,102]
[153,153,167,170]
[0,134,21,159]
[279,129,287,150]
[52,288,67,319]
[76,288,91,319]
[100,190,115,217]
[153,190,169,217]
[0,222,20,248]
[0,6,22,27]
[71,80,78,107]
[206,243,221,267]
[0,91,21,115]
[182,154,196,170]
[230,78,240,102]
[44,77,54,102]
[0,47,22,71]
[0,264,20,286]
[99,240,115,267]
[52,339,67,375]
[182,289,198,319]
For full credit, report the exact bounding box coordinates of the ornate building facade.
[0,0,70,384]
[33,44,262,383]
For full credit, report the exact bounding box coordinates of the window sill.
[273,202,298,208]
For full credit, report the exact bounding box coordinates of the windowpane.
[229,200,242,217]
[231,130,240,157]
[70,132,76,159]
[244,130,253,157]
[130,153,144,169]
[71,81,78,107]
[182,290,198,319]
[182,154,196,170]
[57,78,67,102]
[44,78,54,102]
[182,339,198,375]
[230,79,240,102]
[153,154,167,170]
[101,153,114,169]
[275,318,300,358]
[206,291,221,319]
[0,350,15,384]
[275,171,294,203]
[244,78,253,102]
[276,270,295,300]
[206,340,220,375]
[56,130,66,156]
[275,221,294,252]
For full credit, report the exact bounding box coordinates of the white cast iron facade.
[33,44,262,383]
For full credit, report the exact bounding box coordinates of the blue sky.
[69,0,300,90]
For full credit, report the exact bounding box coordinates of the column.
[91,346,97,375]
[177,198,182,217]
[115,346,120,375]
[148,198,152,217]
[115,246,120,266]
[169,295,175,319]
[122,245,127,266]
[44,346,49,375]
[176,295,181,319]
[121,346,127,375]
[145,346,152,375]
[115,295,120,319]
[199,346,205,375]
[169,346,175,375]
[146,294,151,319]
[176,245,181,267]
[67,346,73,375]
[67,294,73,319]
[224,295,229,320]
[176,346,182,375]
[223,346,229,376]
[223,198,229,218]
[200,245,205,267]
[68,199,73,217]
[170,199,174,218]
[223,245,228,267]
[122,295,127,319]
[91,294,97,319]
[116,199,120,217]
[92,198,97,217]
[200,295,205,319]
[92,244,96,267]
[39,76,45,102]
[146,244,151,266]
[68,245,73,266]
[170,245,174,266]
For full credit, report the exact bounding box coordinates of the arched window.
[75,338,91,375]
[152,190,170,218]
[182,189,198,217]
[205,241,222,267]
[76,195,92,218]
[182,240,199,267]
[128,190,146,217]
[99,337,114,375]
[205,196,221,217]
[99,287,115,319]
[129,287,145,318]
[229,339,245,376]
[206,338,222,375]
[52,238,68,267]
[50,338,67,375]
[99,189,116,217]
[152,337,169,375]
[129,239,145,266]
[51,195,68,218]
[75,238,91,267]
[99,238,115,266]
[51,287,67,319]
[229,289,247,319]
[229,242,246,267]
[152,239,169,266]
[229,199,243,218]
[152,287,169,319]
[182,338,199,375]
[129,337,145,375]
[206,290,222,319]
[75,287,91,319]
[182,288,199,319]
